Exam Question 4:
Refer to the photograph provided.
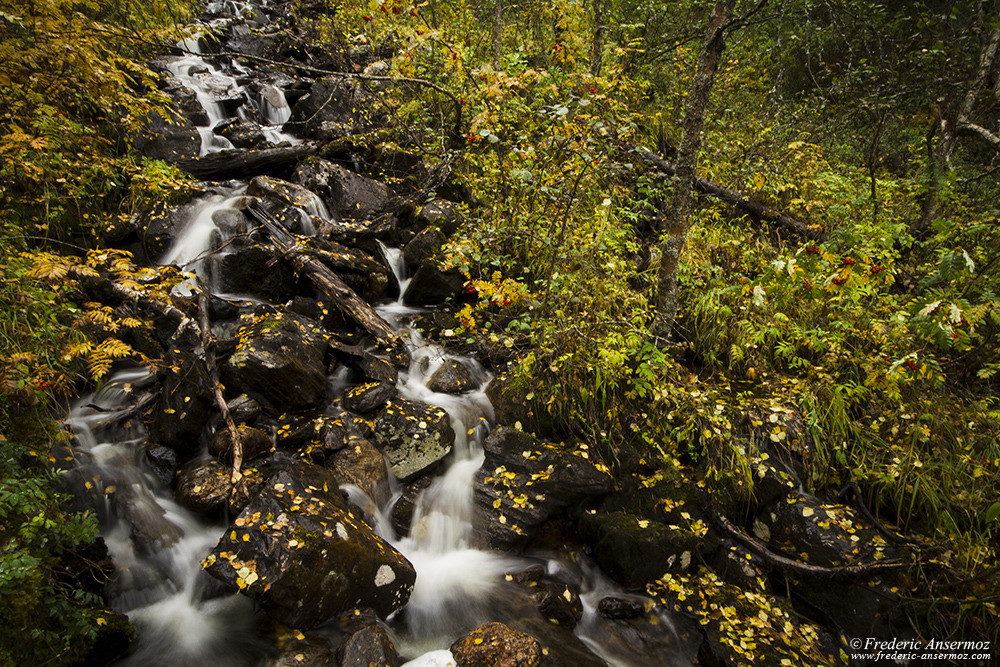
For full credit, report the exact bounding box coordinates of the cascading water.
[61,0,691,663]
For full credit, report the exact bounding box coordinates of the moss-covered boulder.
[371,398,454,482]
[202,462,415,627]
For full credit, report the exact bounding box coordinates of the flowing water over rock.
[62,1,703,664]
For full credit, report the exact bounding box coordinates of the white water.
[65,372,264,666]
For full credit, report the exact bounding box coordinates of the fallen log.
[627,144,826,242]
[245,204,410,367]
[171,143,319,180]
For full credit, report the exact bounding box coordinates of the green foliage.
[0,438,100,666]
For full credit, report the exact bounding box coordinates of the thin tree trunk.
[650,0,737,342]
[492,0,503,69]
[918,22,1000,234]
[590,0,604,76]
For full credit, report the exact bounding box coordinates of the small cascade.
[65,372,267,666]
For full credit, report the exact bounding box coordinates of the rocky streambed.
[59,1,917,665]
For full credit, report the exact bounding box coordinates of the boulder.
[175,459,233,516]
[510,567,582,630]
[578,610,703,667]
[578,511,705,589]
[315,215,398,254]
[216,118,267,149]
[483,373,554,436]
[327,436,391,505]
[450,622,541,667]
[474,428,613,551]
[292,157,391,219]
[209,424,272,465]
[228,394,263,424]
[389,475,433,537]
[415,199,461,236]
[338,624,400,667]
[202,463,416,627]
[151,351,215,457]
[211,243,298,303]
[343,381,397,413]
[139,200,193,263]
[757,492,907,639]
[247,175,328,218]
[596,597,645,620]
[289,78,382,141]
[129,111,200,162]
[402,227,446,270]
[504,617,605,667]
[108,483,183,553]
[222,312,329,414]
[402,265,466,306]
[426,359,477,394]
[350,352,398,385]
[371,398,455,482]
[143,445,178,486]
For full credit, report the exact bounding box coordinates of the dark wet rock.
[138,200,190,262]
[372,398,455,482]
[749,454,799,508]
[222,312,328,414]
[208,294,240,321]
[217,118,267,149]
[289,78,383,142]
[151,352,215,457]
[166,83,211,126]
[77,609,135,666]
[415,199,461,236]
[597,597,646,620]
[143,445,178,486]
[247,175,326,215]
[316,215,398,255]
[427,359,477,394]
[510,567,583,630]
[268,639,336,667]
[212,244,297,302]
[203,463,416,627]
[327,436,390,505]
[483,373,555,436]
[506,617,604,667]
[109,483,184,553]
[129,111,201,162]
[337,624,400,667]
[582,611,703,667]
[758,492,906,639]
[578,511,708,589]
[737,407,813,483]
[343,381,397,413]
[228,458,292,515]
[212,208,249,235]
[292,157,391,219]
[402,265,466,306]
[402,227,446,270]
[758,492,895,568]
[705,539,770,593]
[209,424,272,465]
[474,428,613,551]
[228,394,263,424]
[351,352,398,385]
[175,459,233,516]
[311,240,389,302]
[389,475,433,536]
[451,622,542,667]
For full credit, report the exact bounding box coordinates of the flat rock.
[450,622,541,667]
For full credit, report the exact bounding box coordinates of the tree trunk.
[650,0,737,342]
[590,0,604,76]
[492,0,503,69]
[917,22,1000,234]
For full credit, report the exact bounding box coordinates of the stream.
[62,1,691,664]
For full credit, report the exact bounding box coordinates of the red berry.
[392,6,401,14]
[842,256,856,266]
[806,246,820,253]
[363,14,372,21]
[590,86,597,94]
